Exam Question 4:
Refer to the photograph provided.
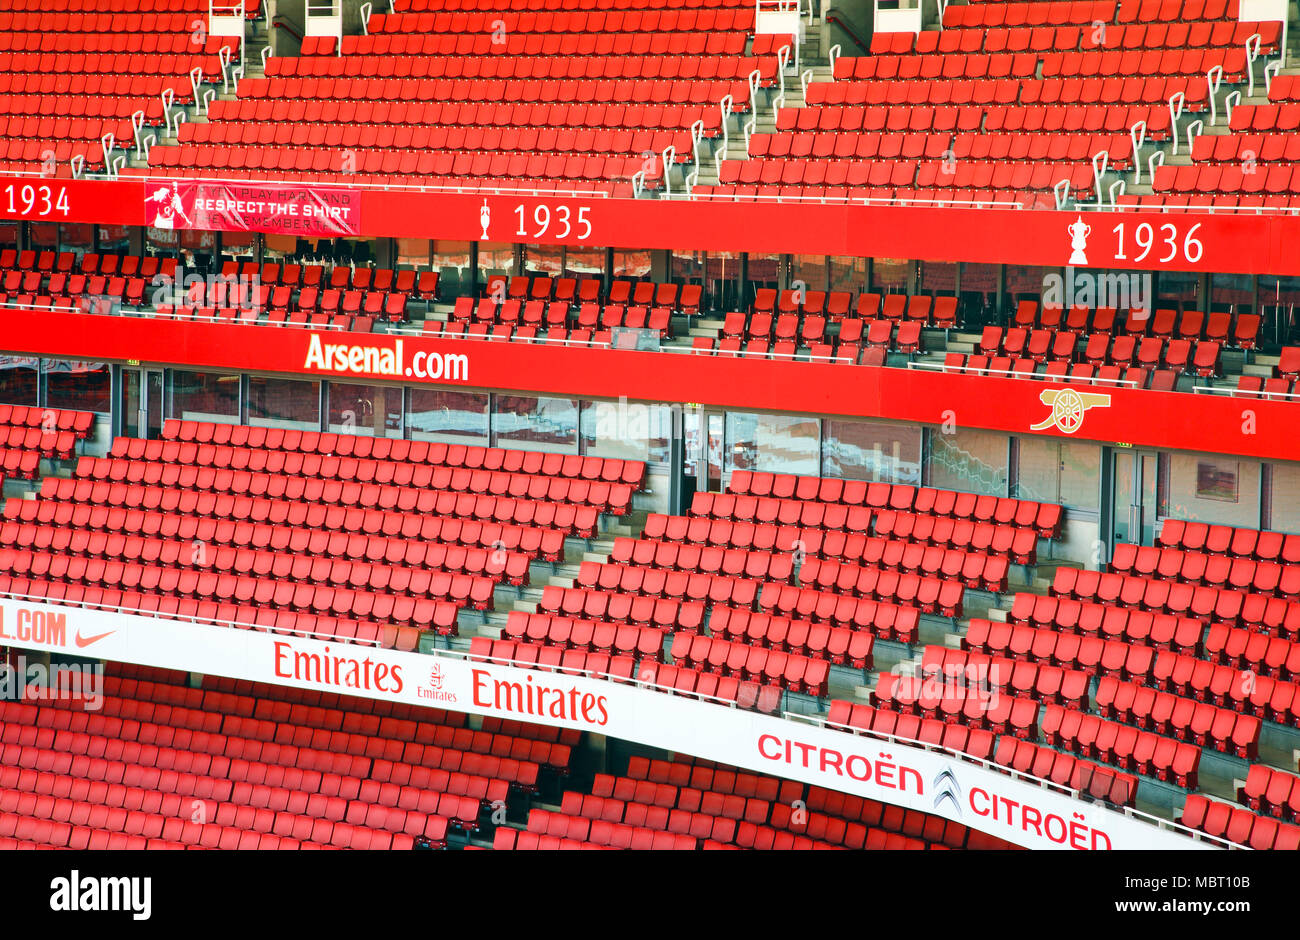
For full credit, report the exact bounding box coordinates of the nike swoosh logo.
[73,630,115,648]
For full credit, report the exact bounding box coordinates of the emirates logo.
[429,663,444,690]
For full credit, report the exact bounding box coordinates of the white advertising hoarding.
[0,598,1216,850]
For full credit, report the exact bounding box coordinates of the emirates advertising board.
[0,598,1216,851]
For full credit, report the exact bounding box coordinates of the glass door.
[121,369,164,440]
[1112,449,1159,547]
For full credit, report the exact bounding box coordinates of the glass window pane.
[494,395,578,452]
[725,412,819,475]
[478,241,514,288]
[61,223,94,255]
[829,256,867,294]
[1269,462,1300,533]
[821,418,921,484]
[1014,437,1099,512]
[1164,453,1258,526]
[871,258,911,293]
[45,359,111,413]
[327,382,402,437]
[0,222,17,249]
[407,388,488,442]
[523,244,563,277]
[928,428,1008,495]
[247,376,320,430]
[580,400,670,465]
[564,247,605,280]
[612,248,652,280]
[790,255,826,294]
[920,260,957,297]
[705,251,741,310]
[396,238,429,268]
[171,370,240,422]
[433,240,473,299]
[0,356,39,406]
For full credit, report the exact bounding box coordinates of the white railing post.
[1205,64,1223,127]
[1264,58,1281,96]
[1223,89,1242,128]
[1245,33,1261,98]
[1108,178,1126,208]
[1091,150,1109,208]
[1147,149,1165,190]
[661,145,676,198]
[1168,91,1185,153]
[715,94,734,177]
[1053,179,1071,210]
[744,69,762,144]
[1129,120,1146,184]
[1186,118,1203,159]
[685,119,705,193]
[774,45,791,111]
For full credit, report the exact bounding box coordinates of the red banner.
[2,309,1298,464]
[142,180,362,237]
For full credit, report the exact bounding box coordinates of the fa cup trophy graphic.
[1067,215,1091,266]
[480,199,491,239]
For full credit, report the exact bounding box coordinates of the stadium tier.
[0,0,1299,858]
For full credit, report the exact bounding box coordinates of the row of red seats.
[453,297,673,333]
[8,486,568,562]
[575,561,759,607]
[1008,591,1203,651]
[872,511,1042,563]
[942,355,1174,390]
[120,664,573,773]
[634,659,783,712]
[0,574,424,651]
[1041,704,1201,788]
[159,422,646,489]
[1204,623,1300,681]
[1192,132,1300,166]
[538,585,704,632]
[1053,566,1300,635]
[721,313,921,351]
[76,454,628,519]
[622,755,1001,847]
[826,699,997,761]
[763,561,963,620]
[0,406,92,437]
[873,672,1043,737]
[211,97,724,137]
[1235,375,1300,400]
[151,306,377,333]
[1179,793,1300,849]
[1094,675,1266,754]
[151,144,661,182]
[423,322,636,347]
[466,637,639,682]
[237,76,752,107]
[611,536,794,582]
[0,546,481,619]
[1155,160,1300,195]
[726,474,1064,538]
[968,619,1185,683]
[687,337,883,365]
[501,611,663,658]
[481,274,696,309]
[0,520,533,586]
[667,633,830,695]
[394,0,756,9]
[920,644,1091,709]
[1159,518,1300,561]
[994,736,1139,806]
[1112,542,1300,596]
[279,48,774,82]
[1239,764,1300,821]
[710,606,875,668]
[803,546,1007,594]
[368,9,757,33]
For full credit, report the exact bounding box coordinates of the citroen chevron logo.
[933,765,963,817]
